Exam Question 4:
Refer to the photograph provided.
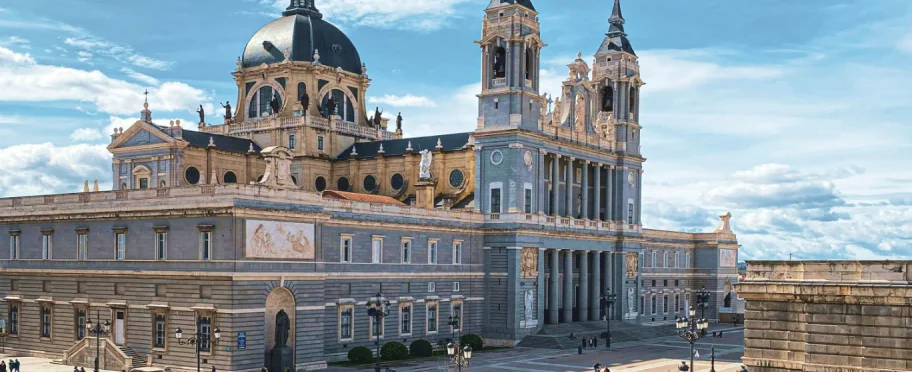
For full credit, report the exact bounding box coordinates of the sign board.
[237,331,247,350]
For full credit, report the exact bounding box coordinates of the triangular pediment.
[107,120,181,151]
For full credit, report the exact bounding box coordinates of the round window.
[315,176,327,192]
[490,150,504,165]
[363,175,377,193]
[449,169,464,188]
[223,171,238,184]
[185,167,200,185]
[337,177,350,191]
[390,173,404,191]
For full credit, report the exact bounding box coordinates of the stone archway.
[265,287,296,366]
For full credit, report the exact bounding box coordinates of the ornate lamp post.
[601,290,617,349]
[85,310,111,372]
[174,320,221,372]
[696,286,711,336]
[676,306,708,372]
[446,340,472,372]
[366,293,391,372]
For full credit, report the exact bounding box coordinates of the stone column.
[581,161,589,220]
[538,149,547,214]
[551,154,560,217]
[578,251,589,322]
[603,253,612,319]
[591,251,601,320]
[593,163,601,221]
[605,166,614,221]
[548,249,560,324]
[562,249,573,322]
[565,157,574,218]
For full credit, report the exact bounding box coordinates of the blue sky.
[0,0,910,261]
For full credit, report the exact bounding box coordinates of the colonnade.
[545,249,619,324]
[544,153,619,220]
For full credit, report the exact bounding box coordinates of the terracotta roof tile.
[322,190,406,206]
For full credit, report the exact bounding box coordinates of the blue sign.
[237,332,247,350]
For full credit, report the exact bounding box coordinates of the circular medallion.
[185,167,200,185]
[628,171,636,186]
[491,150,504,165]
[449,169,465,188]
[523,150,532,167]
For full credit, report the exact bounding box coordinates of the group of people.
[581,336,599,349]
[1,359,20,372]
[712,330,725,338]
[71,367,86,372]
[592,362,612,372]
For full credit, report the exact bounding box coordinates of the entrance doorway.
[114,310,126,346]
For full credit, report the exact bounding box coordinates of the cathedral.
[0,0,741,371]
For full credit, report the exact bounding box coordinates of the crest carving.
[521,248,538,279]
[625,252,638,278]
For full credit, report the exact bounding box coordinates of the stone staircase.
[119,347,146,371]
[516,320,680,349]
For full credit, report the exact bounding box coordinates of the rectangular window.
[628,202,634,224]
[675,294,681,312]
[675,280,680,287]
[428,281,436,293]
[75,309,86,340]
[155,232,167,260]
[371,237,383,264]
[317,136,324,152]
[685,253,691,268]
[452,282,460,292]
[340,236,352,263]
[490,188,502,214]
[400,305,412,335]
[452,241,463,265]
[427,303,438,333]
[651,295,657,315]
[8,304,18,335]
[401,239,411,263]
[639,296,644,315]
[428,240,438,264]
[198,316,211,352]
[663,294,669,313]
[154,313,166,348]
[663,280,668,287]
[451,303,462,331]
[41,305,51,338]
[524,188,532,214]
[675,252,680,268]
[115,233,126,260]
[370,316,383,340]
[288,134,296,150]
[41,234,52,259]
[200,232,212,261]
[339,306,353,340]
[651,251,657,268]
[77,233,88,260]
[139,178,149,189]
[9,235,19,260]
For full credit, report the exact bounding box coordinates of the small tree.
[460,334,484,351]
[380,341,410,360]
[347,346,374,364]
[409,339,434,357]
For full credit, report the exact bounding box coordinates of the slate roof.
[322,190,406,206]
[179,129,263,154]
[336,132,472,160]
[241,13,362,74]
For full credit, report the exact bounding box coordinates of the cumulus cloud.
[263,0,474,30]
[637,49,785,94]
[731,163,864,184]
[368,94,437,108]
[64,37,173,70]
[121,67,160,86]
[642,200,717,232]
[70,128,103,142]
[0,36,30,49]
[0,143,111,197]
[0,47,210,116]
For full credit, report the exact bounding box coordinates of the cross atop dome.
[283,0,322,18]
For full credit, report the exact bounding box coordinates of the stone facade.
[0,0,741,371]
[736,261,912,372]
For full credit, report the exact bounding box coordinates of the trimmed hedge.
[409,339,434,357]
[380,341,410,360]
[347,346,374,363]
[460,334,484,351]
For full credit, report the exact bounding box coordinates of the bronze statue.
[275,310,290,348]
[396,112,402,131]
[373,107,383,127]
[221,101,232,121]
[196,105,205,124]
[326,97,337,116]
[299,90,309,113]
[269,94,281,115]
[724,292,732,308]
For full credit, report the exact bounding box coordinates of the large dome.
[241,3,362,74]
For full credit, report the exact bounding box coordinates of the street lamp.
[174,319,220,372]
[600,290,617,349]
[366,293,391,372]
[85,311,111,372]
[695,287,711,336]
[446,341,472,372]
[676,306,708,372]
[710,345,716,372]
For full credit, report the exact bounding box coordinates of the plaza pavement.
[0,353,120,372]
[326,326,745,372]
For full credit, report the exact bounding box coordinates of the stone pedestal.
[268,346,294,372]
[415,179,436,209]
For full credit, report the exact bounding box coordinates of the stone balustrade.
[199,114,397,140]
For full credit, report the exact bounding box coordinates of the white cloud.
[64,37,173,70]
[121,67,160,86]
[70,128,103,142]
[368,94,437,107]
[0,142,112,197]
[0,36,30,49]
[0,47,210,116]
[76,50,93,63]
[637,49,785,94]
[264,0,473,30]
[127,55,172,70]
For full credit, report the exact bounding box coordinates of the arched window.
[185,167,200,185]
[601,85,614,112]
[337,177,350,191]
[248,85,282,119]
[525,48,534,81]
[223,171,238,184]
[321,89,356,123]
[314,176,327,192]
[493,47,506,79]
[629,86,637,114]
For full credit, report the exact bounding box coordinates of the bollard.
[578,345,583,354]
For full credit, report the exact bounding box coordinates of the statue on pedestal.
[221,101,232,121]
[419,149,433,180]
[268,309,294,372]
[196,105,205,124]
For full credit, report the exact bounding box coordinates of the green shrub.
[380,341,410,360]
[347,346,374,363]
[460,334,484,351]
[409,339,434,357]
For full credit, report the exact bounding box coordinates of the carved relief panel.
[521,247,538,279]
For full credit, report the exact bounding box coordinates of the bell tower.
[592,0,642,156]
[476,0,546,131]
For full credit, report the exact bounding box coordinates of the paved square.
[327,328,745,372]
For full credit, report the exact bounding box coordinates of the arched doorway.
[265,287,296,366]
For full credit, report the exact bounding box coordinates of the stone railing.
[63,337,132,372]
[743,260,912,283]
[484,213,639,233]
[199,114,398,141]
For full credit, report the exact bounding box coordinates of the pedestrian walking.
[712,331,717,338]
[718,330,724,338]
[593,362,602,371]
[81,368,87,372]
[73,367,79,372]
[13,359,19,372]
